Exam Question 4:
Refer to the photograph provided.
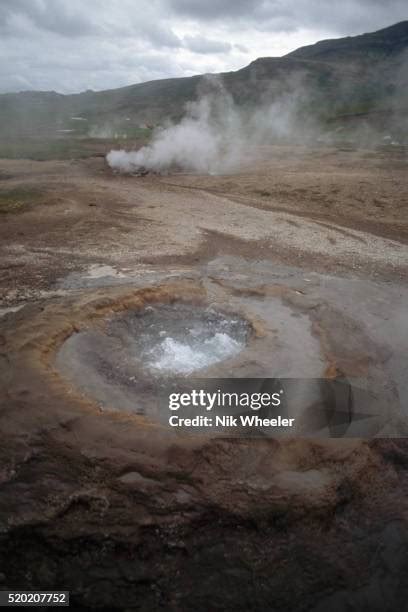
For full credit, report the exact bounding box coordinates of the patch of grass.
[0,135,151,161]
[0,187,42,214]
[0,138,100,160]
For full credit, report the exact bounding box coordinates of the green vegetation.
[0,138,95,160]
[0,133,151,161]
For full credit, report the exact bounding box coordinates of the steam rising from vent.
[106,77,314,175]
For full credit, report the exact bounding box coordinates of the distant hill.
[288,20,408,62]
[0,21,407,143]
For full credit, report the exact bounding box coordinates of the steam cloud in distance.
[106,77,314,175]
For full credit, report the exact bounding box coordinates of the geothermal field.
[0,15,408,612]
[1,140,408,608]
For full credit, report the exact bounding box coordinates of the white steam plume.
[106,77,314,175]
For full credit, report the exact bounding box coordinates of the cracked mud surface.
[1,145,408,610]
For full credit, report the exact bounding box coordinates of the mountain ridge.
[0,21,407,140]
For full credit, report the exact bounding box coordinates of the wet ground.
[50,255,407,437]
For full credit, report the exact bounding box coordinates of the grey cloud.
[0,0,98,37]
[0,31,184,93]
[0,0,406,94]
[167,0,408,35]
[141,23,181,48]
[183,35,232,54]
[0,0,181,47]
[234,44,249,53]
[166,0,253,20]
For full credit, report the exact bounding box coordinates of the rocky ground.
[0,144,408,610]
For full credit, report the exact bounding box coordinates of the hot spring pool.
[55,303,250,412]
[120,304,249,375]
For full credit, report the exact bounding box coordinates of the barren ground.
[0,145,407,303]
[1,144,408,610]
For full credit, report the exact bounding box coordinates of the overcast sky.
[0,0,406,94]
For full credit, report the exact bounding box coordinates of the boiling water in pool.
[123,304,249,375]
[55,297,393,432]
[55,303,250,414]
